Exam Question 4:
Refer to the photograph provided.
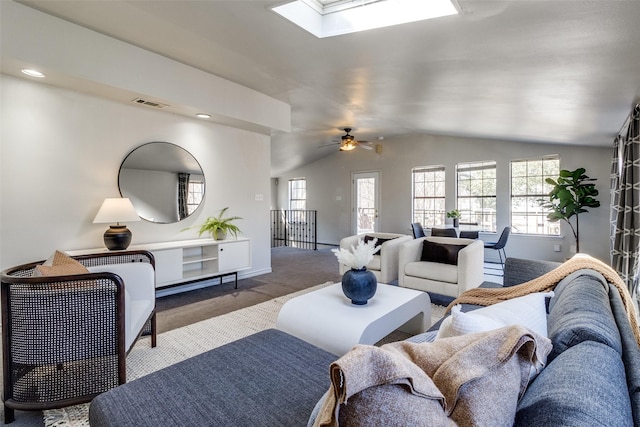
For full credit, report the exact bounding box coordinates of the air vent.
[132,98,169,109]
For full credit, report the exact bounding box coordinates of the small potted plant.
[446,209,462,227]
[195,207,242,241]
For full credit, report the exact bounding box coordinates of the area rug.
[42,283,447,426]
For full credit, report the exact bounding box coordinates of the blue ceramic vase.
[341,268,377,305]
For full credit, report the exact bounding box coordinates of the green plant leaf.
[538,167,599,252]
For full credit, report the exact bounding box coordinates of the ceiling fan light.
[340,141,356,151]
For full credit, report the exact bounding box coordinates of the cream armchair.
[399,236,484,297]
[338,232,412,284]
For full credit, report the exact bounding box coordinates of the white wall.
[0,1,290,135]
[0,75,272,275]
[275,134,612,263]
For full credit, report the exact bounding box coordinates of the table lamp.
[93,198,141,250]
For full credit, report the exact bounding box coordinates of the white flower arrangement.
[332,238,381,270]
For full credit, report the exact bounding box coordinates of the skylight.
[272,0,459,38]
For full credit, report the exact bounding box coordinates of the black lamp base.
[103,225,132,251]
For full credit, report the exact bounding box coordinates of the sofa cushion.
[547,271,622,361]
[87,263,156,351]
[420,240,466,265]
[367,254,381,271]
[502,258,561,287]
[404,261,458,283]
[515,340,633,427]
[436,292,553,340]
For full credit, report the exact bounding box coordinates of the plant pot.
[214,229,227,240]
[341,268,377,305]
[453,218,459,227]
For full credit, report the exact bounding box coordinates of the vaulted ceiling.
[13,1,640,175]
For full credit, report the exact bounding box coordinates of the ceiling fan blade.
[319,142,340,148]
[359,143,373,150]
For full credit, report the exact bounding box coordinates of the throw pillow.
[33,250,89,277]
[420,240,466,265]
[436,291,554,340]
[436,291,554,380]
[364,235,397,257]
[363,235,396,250]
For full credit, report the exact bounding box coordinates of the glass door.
[352,171,380,234]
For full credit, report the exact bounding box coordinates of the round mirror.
[118,142,205,223]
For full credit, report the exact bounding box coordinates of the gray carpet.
[156,246,343,332]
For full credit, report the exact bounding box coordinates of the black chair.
[1,251,157,424]
[484,226,511,269]
[459,222,479,238]
[431,227,457,238]
[410,222,425,238]
[459,230,479,239]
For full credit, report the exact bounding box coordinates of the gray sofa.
[89,258,640,426]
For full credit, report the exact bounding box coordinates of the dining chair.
[410,222,426,239]
[431,227,457,238]
[484,226,511,269]
[459,230,479,239]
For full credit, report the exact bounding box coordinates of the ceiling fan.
[321,128,373,151]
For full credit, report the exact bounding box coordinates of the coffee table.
[276,283,431,356]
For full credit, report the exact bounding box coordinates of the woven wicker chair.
[1,250,157,424]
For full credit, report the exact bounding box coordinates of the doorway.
[352,171,380,234]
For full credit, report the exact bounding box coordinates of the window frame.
[411,165,446,228]
[510,155,561,235]
[186,178,205,215]
[456,160,497,232]
[288,177,307,211]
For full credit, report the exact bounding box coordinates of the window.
[288,178,306,210]
[456,161,497,232]
[187,178,204,215]
[272,0,458,39]
[412,166,445,227]
[511,156,560,235]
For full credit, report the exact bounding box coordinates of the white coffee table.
[276,283,431,356]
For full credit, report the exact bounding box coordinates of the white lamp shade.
[93,198,141,224]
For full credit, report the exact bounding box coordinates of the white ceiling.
[13,0,640,176]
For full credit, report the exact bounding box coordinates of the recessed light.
[196,113,211,119]
[21,68,46,78]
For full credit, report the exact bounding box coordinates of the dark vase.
[453,218,459,227]
[341,268,377,305]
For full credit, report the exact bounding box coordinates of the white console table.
[67,238,251,290]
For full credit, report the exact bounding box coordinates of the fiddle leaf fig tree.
[539,167,600,253]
